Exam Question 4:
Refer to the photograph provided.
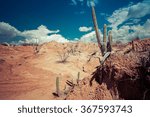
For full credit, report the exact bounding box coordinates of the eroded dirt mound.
[65,77,113,100]
[66,39,150,100]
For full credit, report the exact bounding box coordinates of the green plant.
[91,1,103,55]
[108,31,112,45]
[107,31,112,52]
[103,24,107,54]
[56,77,60,97]
[77,72,80,85]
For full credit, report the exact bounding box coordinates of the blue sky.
[0,0,150,44]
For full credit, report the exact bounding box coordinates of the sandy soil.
[0,41,100,100]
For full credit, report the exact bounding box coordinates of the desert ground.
[0,39,150,100]
[0,41,100,99]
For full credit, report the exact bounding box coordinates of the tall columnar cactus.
[103,24,107,54]
[56,77,60,96]
[107,31,113,52]
[109,31,113,45]
[91,1,103,55]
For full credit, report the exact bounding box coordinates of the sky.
[0,0,150,44]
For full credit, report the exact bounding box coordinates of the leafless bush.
[68,43,79,55]
[57,50,70,63]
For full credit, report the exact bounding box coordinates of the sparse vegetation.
[91,1,103,55]
[68,43,79,55]
[53,77,60,97]
[107,31,113,52]
[56,77,60,96]
[103,24,107,55]
[57,50,70,63]
[92,2,113,57]
[57,43,80,63]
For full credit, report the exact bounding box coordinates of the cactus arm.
[103,24,107,54]
[107,31,112,52]
[91,4,103,55]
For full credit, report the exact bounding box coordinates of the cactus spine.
[103,24,107,55]
[56,77,60,96]
[91,1,103,55]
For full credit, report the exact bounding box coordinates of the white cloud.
[143,19,150,30]
[19,34,69,44]
[111,19,150,43]
[106,1,150,43]
[107,7,129,28]
[0,22,68,44]
[22,25,60,41]
[0,22,21,42]
[79,18,150,43]
[127,2,150,19]
[107,1,150,28]
[111,25,131,43]
[79,26,92,32]
[79,30,103,43]
[20,25,68,44]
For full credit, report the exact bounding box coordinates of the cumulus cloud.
[127,1,150,19]
[111,19,150,43]
[21,25,61,44]
[79,26,92,32]
[0,22,21,42]
[0,22,68,44]
[106,0,150,43]
[79,30,103,43]
[143,19,150,30]
[107,1,150,28]
[19,34,69,45]
[20,26,68,44]
[107,7,129,28]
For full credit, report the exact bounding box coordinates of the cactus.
[56,77,60,96]
[91,1,103,55]
[109,31,112,45]
[77,72,80,85]
[107,31,112,52]
[34,38,40,54]
[132,40,135,51]
[103,24,107,54]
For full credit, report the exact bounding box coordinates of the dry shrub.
[57,50,70,63]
